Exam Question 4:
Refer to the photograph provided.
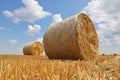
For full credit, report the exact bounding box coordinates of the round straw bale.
[23,41,43,55]
[43,13,99,60]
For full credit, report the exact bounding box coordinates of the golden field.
[0,55,120,80]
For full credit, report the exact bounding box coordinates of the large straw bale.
[23,41,43,55]
[43,13,99,60]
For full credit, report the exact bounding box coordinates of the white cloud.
[81,0,120,53]
[3,10,13,18]
[12,17,21,23]
[50,14,63,26]
[52,14,63,23]
[8,39,18,45]
[26,24,41,36]
[0,27,10,31]
[3,0,51,23]
[36,37,43,45]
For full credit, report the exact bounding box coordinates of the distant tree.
[102,54,105,56]
[113,53,117,56]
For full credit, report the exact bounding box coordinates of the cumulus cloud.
[26,24,41,36]
[3,10,13,18]
[81,0,120,53]
[52,14,63,23]
[3,0,51,23]
[50,14,63,26]
[8,39,18,45]
[0,27,10,31]
[36,37,43,45]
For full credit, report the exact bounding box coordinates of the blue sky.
[0,0,120,55]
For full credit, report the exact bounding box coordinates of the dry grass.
[0,55,119,80]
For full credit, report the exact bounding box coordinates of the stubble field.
[0,55,120,80]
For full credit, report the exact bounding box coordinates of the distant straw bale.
[23,41,43,55]
[43,13,99,60]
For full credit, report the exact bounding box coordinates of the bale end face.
[76,13,99,60]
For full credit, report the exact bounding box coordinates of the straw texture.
[43,13,99,60]
[23,41,43,55]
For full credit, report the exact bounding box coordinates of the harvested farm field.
[0,55,119,80]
